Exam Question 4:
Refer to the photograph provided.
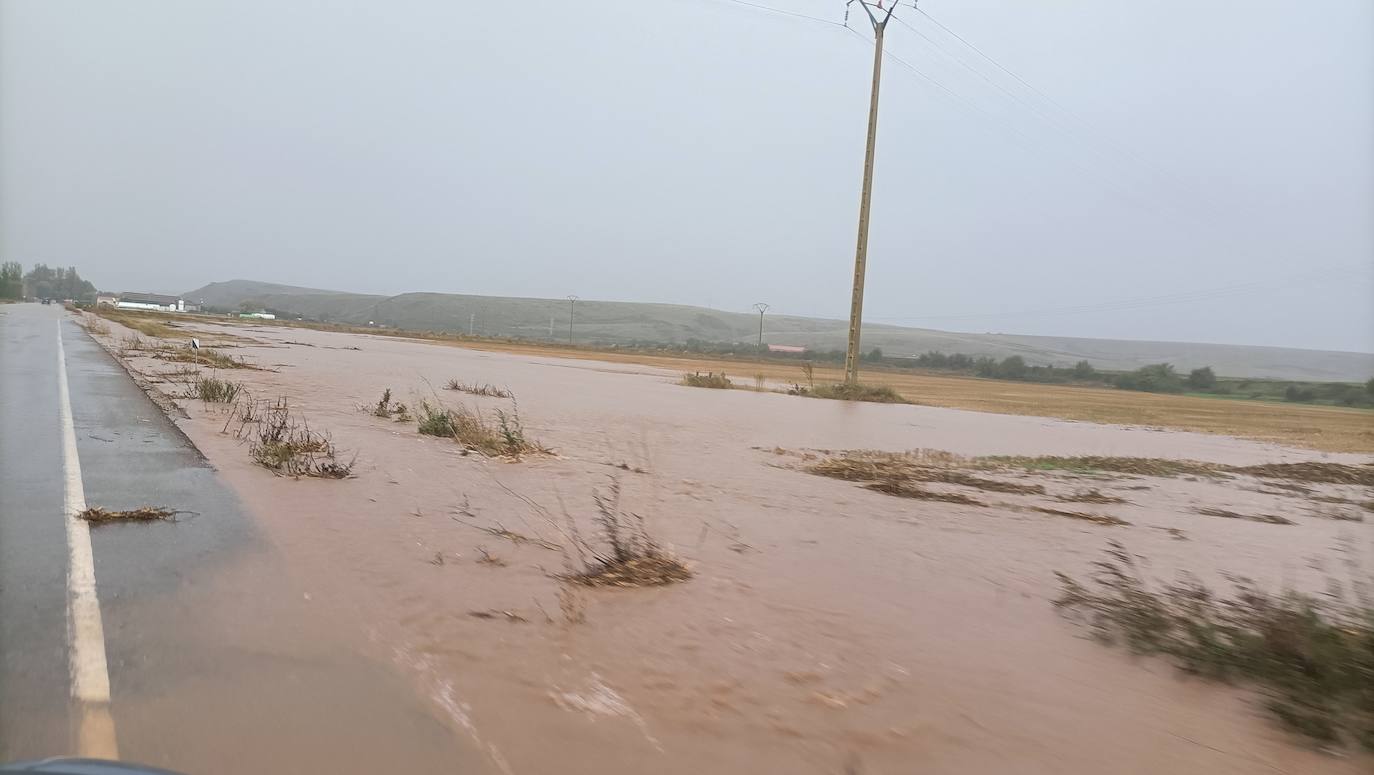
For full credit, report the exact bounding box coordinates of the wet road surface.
[0,304,478,774]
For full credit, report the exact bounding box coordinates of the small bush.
[1187,366,1217,390]
[682,372,733,389]
[1114,363,1184,393]
[1285,385,1316,403]
[416,400,458,437]
[1056,542,1373,750]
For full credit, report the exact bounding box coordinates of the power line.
[865,265,1369,323]
[840,24,1200,232]
[703,0,844,26]
[910,7,1192,197]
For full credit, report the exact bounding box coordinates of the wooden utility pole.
[567,295,579,346]
[752,302,770,360]
[844,0,901,384]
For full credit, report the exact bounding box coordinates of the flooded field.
[90,316,1373,774]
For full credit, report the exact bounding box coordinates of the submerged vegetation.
[791,382,908,404]
[239,398,353,478]
[561,481,691,588]
[681,371,733,389]
[444,379,513,398]
[416,398,547,458]
[187,375,242,403]
[1056,542,1374,751]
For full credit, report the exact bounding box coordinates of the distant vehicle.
[41,298,52,305]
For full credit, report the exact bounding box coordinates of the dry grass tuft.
[79,506,176,524]
[80,314,111,336]
[808,449,1039,501]
[1193,507,1295,526]
[368,388,412,421]
[793,382,908,404]
[92,308,188,339]
[1056,542,1374,750]
[246,399,353,478]
[681,371,733,389]
[416,399,547,458]
[562,481,691,588]
[864,480,986,505]
[153,345,252,370]
[983,455,1374,487]
[187,375,242,403]
[1031,506,1130,526]
[979,455,1226,478]
[444,379,512,398]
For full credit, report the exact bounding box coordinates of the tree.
[22,264,94,301]
[1367,377,1374,398]
[0,262,21,300]
[1114,363,1183,393]
[997,355,1028,380]
[1284,385,1315,403]
[1187,366,1217,390]
[1072,360,1096,380]
[866,347,883,362]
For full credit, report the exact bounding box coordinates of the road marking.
[56,322,119,759]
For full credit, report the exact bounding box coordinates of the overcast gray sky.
[2,0,1371,352]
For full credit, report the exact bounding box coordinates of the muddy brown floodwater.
[93,317,1373,775]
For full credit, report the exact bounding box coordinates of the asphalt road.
[0,304,477,774]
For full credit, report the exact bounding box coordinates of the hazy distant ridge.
[186,280,1374,382]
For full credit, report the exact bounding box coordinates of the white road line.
[56,321,119,758]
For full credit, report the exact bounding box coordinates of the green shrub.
[1187,366,1217,390]
[1114,363,1184,393]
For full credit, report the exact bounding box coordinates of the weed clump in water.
[444,379,512,398]
[563,481,691,587]
[369,388,411,421]
[1055,541,1374,750]
[807,450,1040,503]
[681,372,733,389]
[416,399,547,458]
[247,399,353,478]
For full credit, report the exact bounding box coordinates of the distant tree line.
[0,262,21,300]
[657,339,1374,409]
[0,263,98,301]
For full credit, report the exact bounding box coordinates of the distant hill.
[186,279,1374,382]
